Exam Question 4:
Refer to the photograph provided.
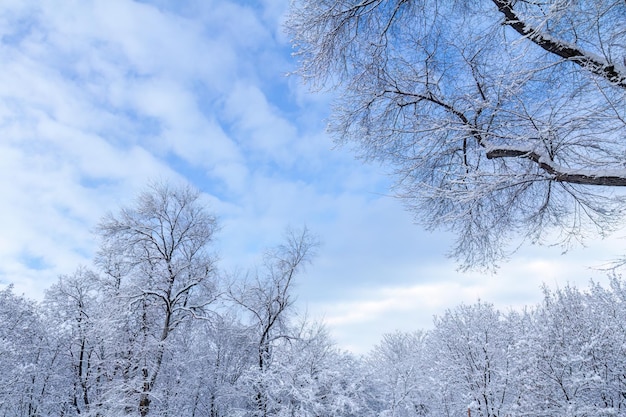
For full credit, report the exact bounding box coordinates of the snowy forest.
[2,0,626,415]
[2,182,626,417]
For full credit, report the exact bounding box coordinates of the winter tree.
[430,302,519,417]
[517,281,626,415]
[0,286,62,417]
[264,322,368,417]
[287,0,626,269]
[94,181,219,416]
[228,227,318,417]
[162,314,255,417]
[42,267,102,416]
[367,331,433,417]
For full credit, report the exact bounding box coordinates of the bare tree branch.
[492,0,626,88]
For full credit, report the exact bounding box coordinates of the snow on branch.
[492,0,626,88]
[486,145,626,186]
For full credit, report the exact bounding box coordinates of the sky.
[0,0,623,354]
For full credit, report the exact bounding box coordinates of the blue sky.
[0,0,621,353]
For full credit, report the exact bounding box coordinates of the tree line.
[1,182,626,416]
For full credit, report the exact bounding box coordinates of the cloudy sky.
[0,0,622,354]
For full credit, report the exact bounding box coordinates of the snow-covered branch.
[492,0,626,88]
[486,146,626,186]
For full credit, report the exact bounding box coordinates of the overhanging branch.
[492,0,626,88]
[486,147,626,186]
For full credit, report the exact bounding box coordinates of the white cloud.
[223,82,297,165]
[0,0,297,298]
[305,237,620,354]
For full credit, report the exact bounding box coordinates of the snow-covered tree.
[430,301,519,417]
[42,267,103,416]
[287,0,626,269]
[165,314,254,417]
[517,281,626,415]
[0,286,58,417]
[229,227,318,417]
[94,181,219,416]
[367,330,433,417]
[265,322,369,417]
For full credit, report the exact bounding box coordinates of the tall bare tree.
[287,0,626,269]
[229,227,318,417]
[95,181,219,416]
